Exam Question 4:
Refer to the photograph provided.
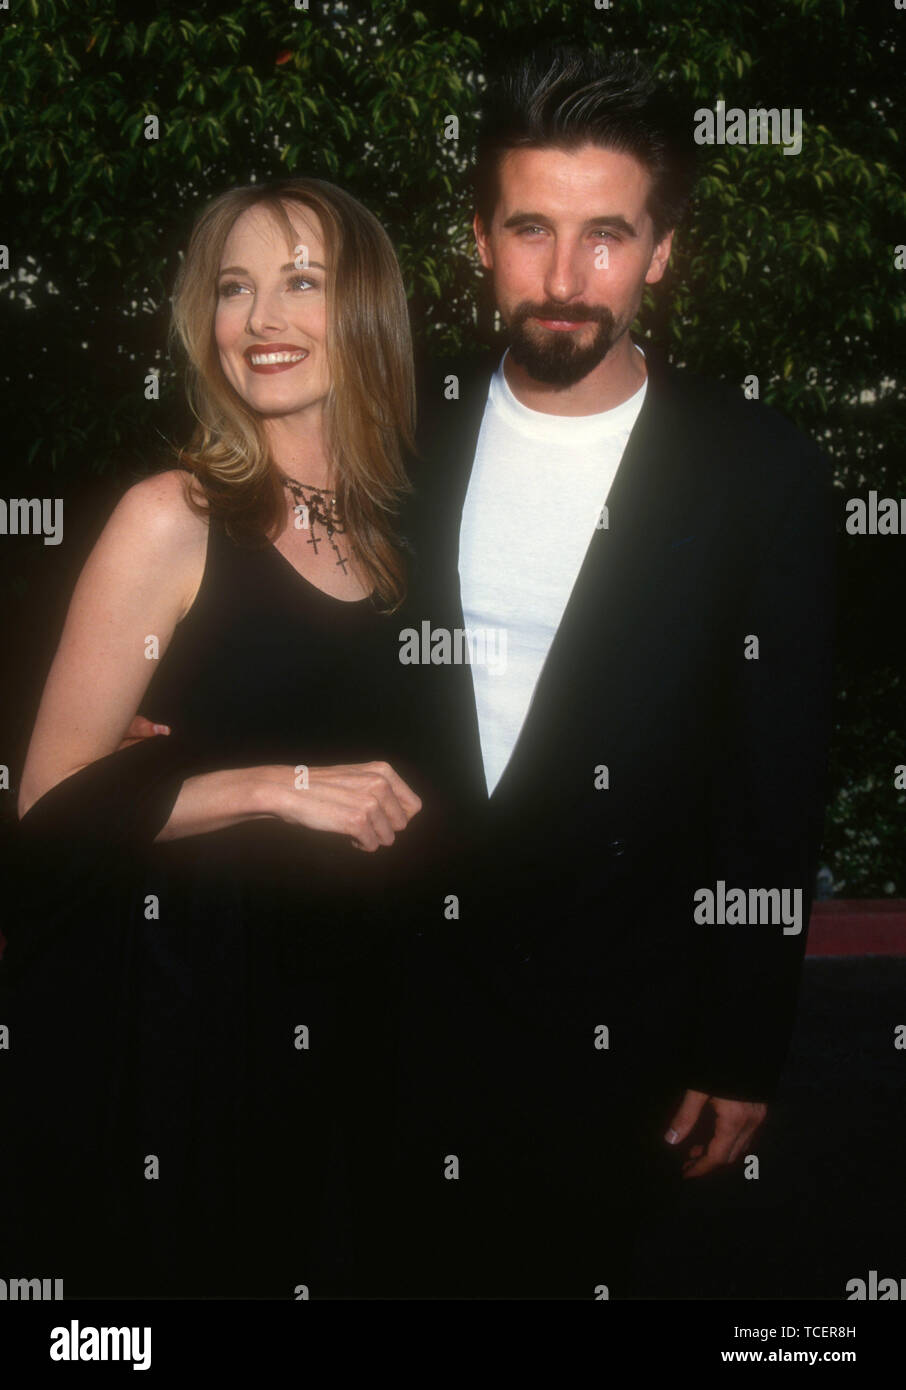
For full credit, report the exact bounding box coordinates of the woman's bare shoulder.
[116,468,209,532]
[89,470,210,622]
[106,468,211,566]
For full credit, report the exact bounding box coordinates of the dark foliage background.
[0,0,903,892]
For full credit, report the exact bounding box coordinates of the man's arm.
[668,424,837,1171]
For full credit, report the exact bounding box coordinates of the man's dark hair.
[474,45,697,242]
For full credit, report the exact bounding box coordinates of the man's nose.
[543,239,585,304]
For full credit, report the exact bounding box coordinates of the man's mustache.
[511,302,611,325]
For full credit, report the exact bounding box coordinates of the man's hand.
[664,1088,766,1178]
[117,715,171,750]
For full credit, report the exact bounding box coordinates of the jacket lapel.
[407,355,497,805]
[488,342,701,802]
[410,342,701,808]
[412,354,498,599]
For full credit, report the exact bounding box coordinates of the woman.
[6,179,436,1298]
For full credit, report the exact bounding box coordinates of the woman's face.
[214,201,330,423]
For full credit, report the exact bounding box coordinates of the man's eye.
[593,231,618,242]
[516,225,546,236]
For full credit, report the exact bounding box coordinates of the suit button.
[607,838,628,858]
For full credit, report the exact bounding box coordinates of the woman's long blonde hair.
[170,178,415,609]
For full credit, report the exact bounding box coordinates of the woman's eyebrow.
[217,261,328,275]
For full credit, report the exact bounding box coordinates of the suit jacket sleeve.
[682,425,837,1103]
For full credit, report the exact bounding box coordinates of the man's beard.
[506,301,619,387]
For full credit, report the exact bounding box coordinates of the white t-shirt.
[458,347,647,795]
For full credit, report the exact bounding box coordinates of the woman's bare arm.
[19,471,421,851]
[18,469,208,818]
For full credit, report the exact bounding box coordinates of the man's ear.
[473,212,494,270]
[645,228,674,286]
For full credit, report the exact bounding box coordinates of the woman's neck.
[263,413,332,489]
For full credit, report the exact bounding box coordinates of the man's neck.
[502,331,647,417]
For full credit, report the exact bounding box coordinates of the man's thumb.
[664,1088,709,1145]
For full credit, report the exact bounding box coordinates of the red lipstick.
[242,343,309,374]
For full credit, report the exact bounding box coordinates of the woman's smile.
[243,343,310,373]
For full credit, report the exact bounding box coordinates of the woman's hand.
[151,760,421,849]
[112,723,422,851]
[256,761,422,852]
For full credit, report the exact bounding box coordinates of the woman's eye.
[216,274,319,299]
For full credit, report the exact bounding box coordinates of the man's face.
[474,144,674,387]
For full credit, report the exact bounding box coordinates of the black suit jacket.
[398,338,836,1104]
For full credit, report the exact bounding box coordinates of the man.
[390,44,836,1298]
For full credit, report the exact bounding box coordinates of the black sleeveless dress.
[3,514,441,1299]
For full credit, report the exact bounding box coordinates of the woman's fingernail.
[664,1128,679,1144]
[153,724,171,734]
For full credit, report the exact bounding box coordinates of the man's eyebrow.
[501,212,639,237]
[217,261,328,275]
